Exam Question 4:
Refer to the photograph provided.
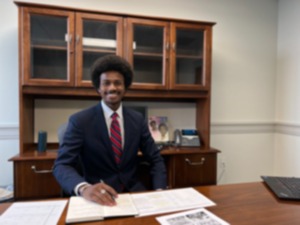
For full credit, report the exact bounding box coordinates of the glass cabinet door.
[125,18,169,90]
[22,7,75,86]
[75,13,123,87]
[170,23,212,90]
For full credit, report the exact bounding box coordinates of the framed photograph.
[148,116,169,143]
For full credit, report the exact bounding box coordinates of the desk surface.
[1,182,300,225]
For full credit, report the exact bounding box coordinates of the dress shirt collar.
[101,100,123,120]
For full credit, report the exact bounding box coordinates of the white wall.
[0,0,19,186]
[0,0,281,186]
[204,0,278,184]
[275,0,300,176]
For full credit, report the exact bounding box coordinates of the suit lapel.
[122,108,134,162]
[96,103,116,162]
[121,107,143,168]
[121,107,138,164]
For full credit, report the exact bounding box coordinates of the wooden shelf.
[32,45,67,51]
[133,52,163,57]
[176,54,203,59]
[21,86,209,99]
[9,151,58,161]
[82,47,116,54]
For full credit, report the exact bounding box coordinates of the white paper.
[156,208,230,225]
[66,197,104,223]
[0,187,13,201]
[0,200,67,225]
[82,37,136,49]
[103,193,139,217]
[82,37,116,48]
[132,187,216,217]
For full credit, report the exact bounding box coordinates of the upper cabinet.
[20,5,214,92]
[75,13,123,87]
[22,7,75,86]
[21,7,123,87]
[169,23,212,91]
[126,19,212,91]
[125,18,169,90]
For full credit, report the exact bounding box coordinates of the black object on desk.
[261,175,300,200]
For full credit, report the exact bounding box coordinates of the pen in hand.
[100,179,117,203]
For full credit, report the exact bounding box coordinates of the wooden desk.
[1,182,300,225]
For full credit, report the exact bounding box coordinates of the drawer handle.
[31,165,53,174]
[185,157,205,166]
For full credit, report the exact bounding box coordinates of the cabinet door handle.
[185,157,205,166]
[31,165,53,174]
[65,34,72,43]
[76,35,80,43]
[166,42,170,50]
[172,42,176,51]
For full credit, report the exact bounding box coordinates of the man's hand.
[80,182,118,206]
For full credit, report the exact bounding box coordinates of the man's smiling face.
[98,71,126,111]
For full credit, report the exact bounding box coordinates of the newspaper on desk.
[131,187,216,217]
[156,208,230,225]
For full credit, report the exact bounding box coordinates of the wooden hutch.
[11,1,219,200]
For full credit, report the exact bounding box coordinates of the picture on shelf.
[148,116,169,143]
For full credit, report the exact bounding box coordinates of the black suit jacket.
[53,102,167,195]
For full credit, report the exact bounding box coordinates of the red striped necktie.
[110,112,122,164]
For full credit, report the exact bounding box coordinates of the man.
[53,55,167,206]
